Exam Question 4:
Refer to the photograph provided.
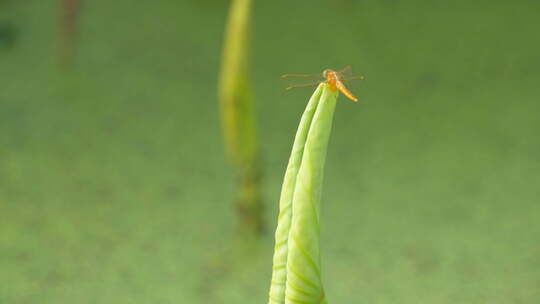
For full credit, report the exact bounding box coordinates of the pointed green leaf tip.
[269,83,339,304]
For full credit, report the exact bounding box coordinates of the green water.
[1,0,539,303]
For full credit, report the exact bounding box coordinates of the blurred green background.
[1,0,539,303]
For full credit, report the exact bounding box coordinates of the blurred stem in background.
[0,0,17,50]
[58,0,80,66]
[268,84,338,304]
[218,0,264,236]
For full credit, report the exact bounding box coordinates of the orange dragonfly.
[281,66,365,102]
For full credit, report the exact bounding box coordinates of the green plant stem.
[218,0,263,235]
[58,0,80,66]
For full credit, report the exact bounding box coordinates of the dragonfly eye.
[322,69,331,78]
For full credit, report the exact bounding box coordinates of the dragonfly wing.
[284,81,321,91]
[281,73,322,78]
[280,72,323,91]
[338,65,353,79]
[343,76,365,81]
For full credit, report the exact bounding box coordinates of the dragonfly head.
[322,69,339,81]
[322,69,331,79]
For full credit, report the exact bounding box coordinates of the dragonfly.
[281,65,365,102]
